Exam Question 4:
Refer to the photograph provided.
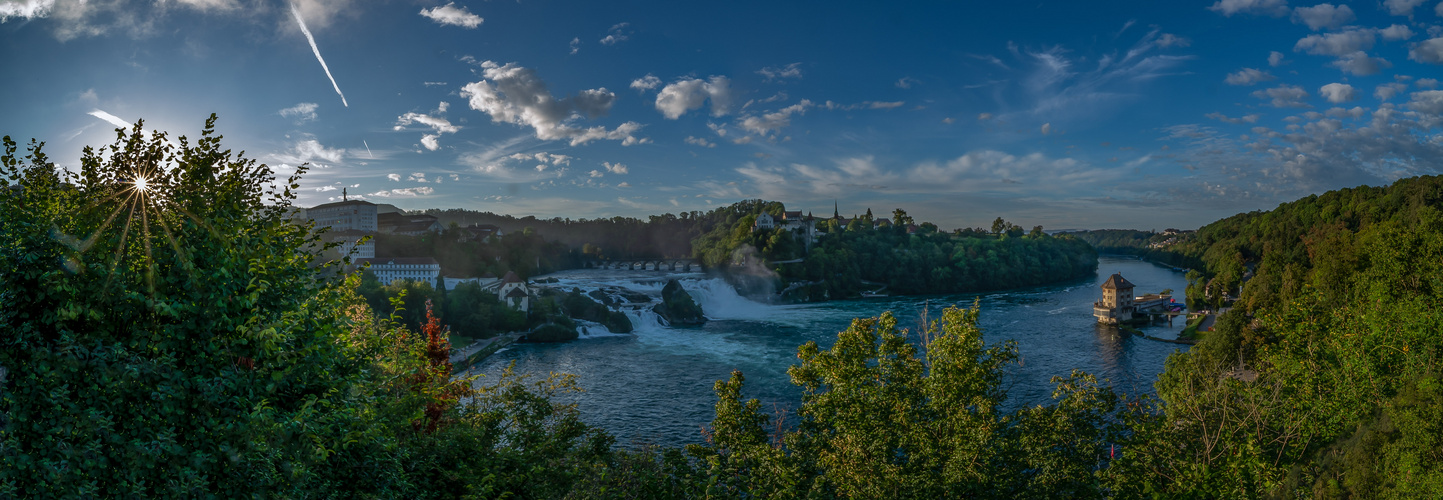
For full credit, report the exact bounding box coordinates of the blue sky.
[2,0,1442,230]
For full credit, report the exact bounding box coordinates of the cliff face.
[653,279,706,326]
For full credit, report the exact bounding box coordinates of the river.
[467,256,1190,447]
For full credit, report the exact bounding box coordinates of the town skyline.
[3,0,1442,230]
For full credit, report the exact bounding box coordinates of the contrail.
[290,3,348,107]
[363,140,373,159]
[88,109,131,129]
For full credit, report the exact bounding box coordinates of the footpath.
[450,331,524,373]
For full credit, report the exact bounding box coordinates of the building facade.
[1093,273,1136,324]
[307,198,377,232]
[327,229,375,259]
[356,257,441,286]
[497,271,530,312]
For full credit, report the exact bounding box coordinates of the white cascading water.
[540,270,842,338]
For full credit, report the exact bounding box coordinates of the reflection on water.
[471,256,1190,446]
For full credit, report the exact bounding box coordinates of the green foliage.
[0,118,618,497]
[682,306,1149,498]
[373,227,574,279]
[1133,176,1443,496]
[559,288,632,333]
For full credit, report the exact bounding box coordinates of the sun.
[134,176,149,192]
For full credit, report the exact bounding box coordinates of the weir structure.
[586,259,700,272]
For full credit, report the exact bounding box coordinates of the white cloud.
[1407,90,1443,115]
[1381,24,1416,41]
[569,37,580,55]
[0,0,53,21]
[978,113,993,121]
[1409,37,1443,64]
[757,62,803,81]
[1376,82,1409,100]
[655,76,733,119]
[1208,0,1289,17]
[1268,51,1287,66]
[1156,33,1191,47]
[1205,112,1261,124]
[738,100,814,136]
[1295,29,1376,57]
[1291,4,1354,31]
[896,76,920,89]
[1040,123,1052,135]
[599,22,630,45]
[274,139,346,166]
[685,136,716,148]
[1252,84,1310,108]
[1319,83,1356,103]
[509,152,573,167]
[423,81,447,87]
[822,100,907,111]
[1224,68,1275,85]
[1418,78,1440,89]
[630,74,661,91]
[1162,101,1443,205]
[387,173,401,182]
[419,2,482,29]
[369,186,435,197]
[461,61,644,146]
[435,101,449,114]
[1331,51,1391,76]
[603,161,628,174]
[394,112,459,150]
[1383,0,1426,16]
[588,169,604,178]
[279,102,319,123]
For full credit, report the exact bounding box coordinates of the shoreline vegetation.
[7,119,1443,496]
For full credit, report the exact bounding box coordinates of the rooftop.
[1101,273,1136,290]
[355,257,439,267]
[309,199,376,211]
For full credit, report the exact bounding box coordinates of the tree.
[893,208,914,227]
[0,117,614,497]
[992,217,1008,235]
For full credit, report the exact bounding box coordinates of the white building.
[753,212,775,231]
[307,194,377,232]
[307,191,379,261]
[357,257,441,286]
[327,229,374,259]
[497,271,530,312]
[443,274,501,291]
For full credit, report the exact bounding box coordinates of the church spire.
[833,200,839,218]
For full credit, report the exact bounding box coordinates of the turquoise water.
[469,256,1189,446]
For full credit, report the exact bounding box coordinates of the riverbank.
[452,332,524,373]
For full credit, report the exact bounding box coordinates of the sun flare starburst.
[134,176,149,192]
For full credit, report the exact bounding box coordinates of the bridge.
[587,259,701,272]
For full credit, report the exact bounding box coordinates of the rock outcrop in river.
[653,279,706,326]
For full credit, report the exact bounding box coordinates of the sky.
[2,0,1442,230]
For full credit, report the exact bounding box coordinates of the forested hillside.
[689,202,1097,299]
[1139,175,1443,495]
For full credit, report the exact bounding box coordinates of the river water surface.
[469,256,1189,446]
